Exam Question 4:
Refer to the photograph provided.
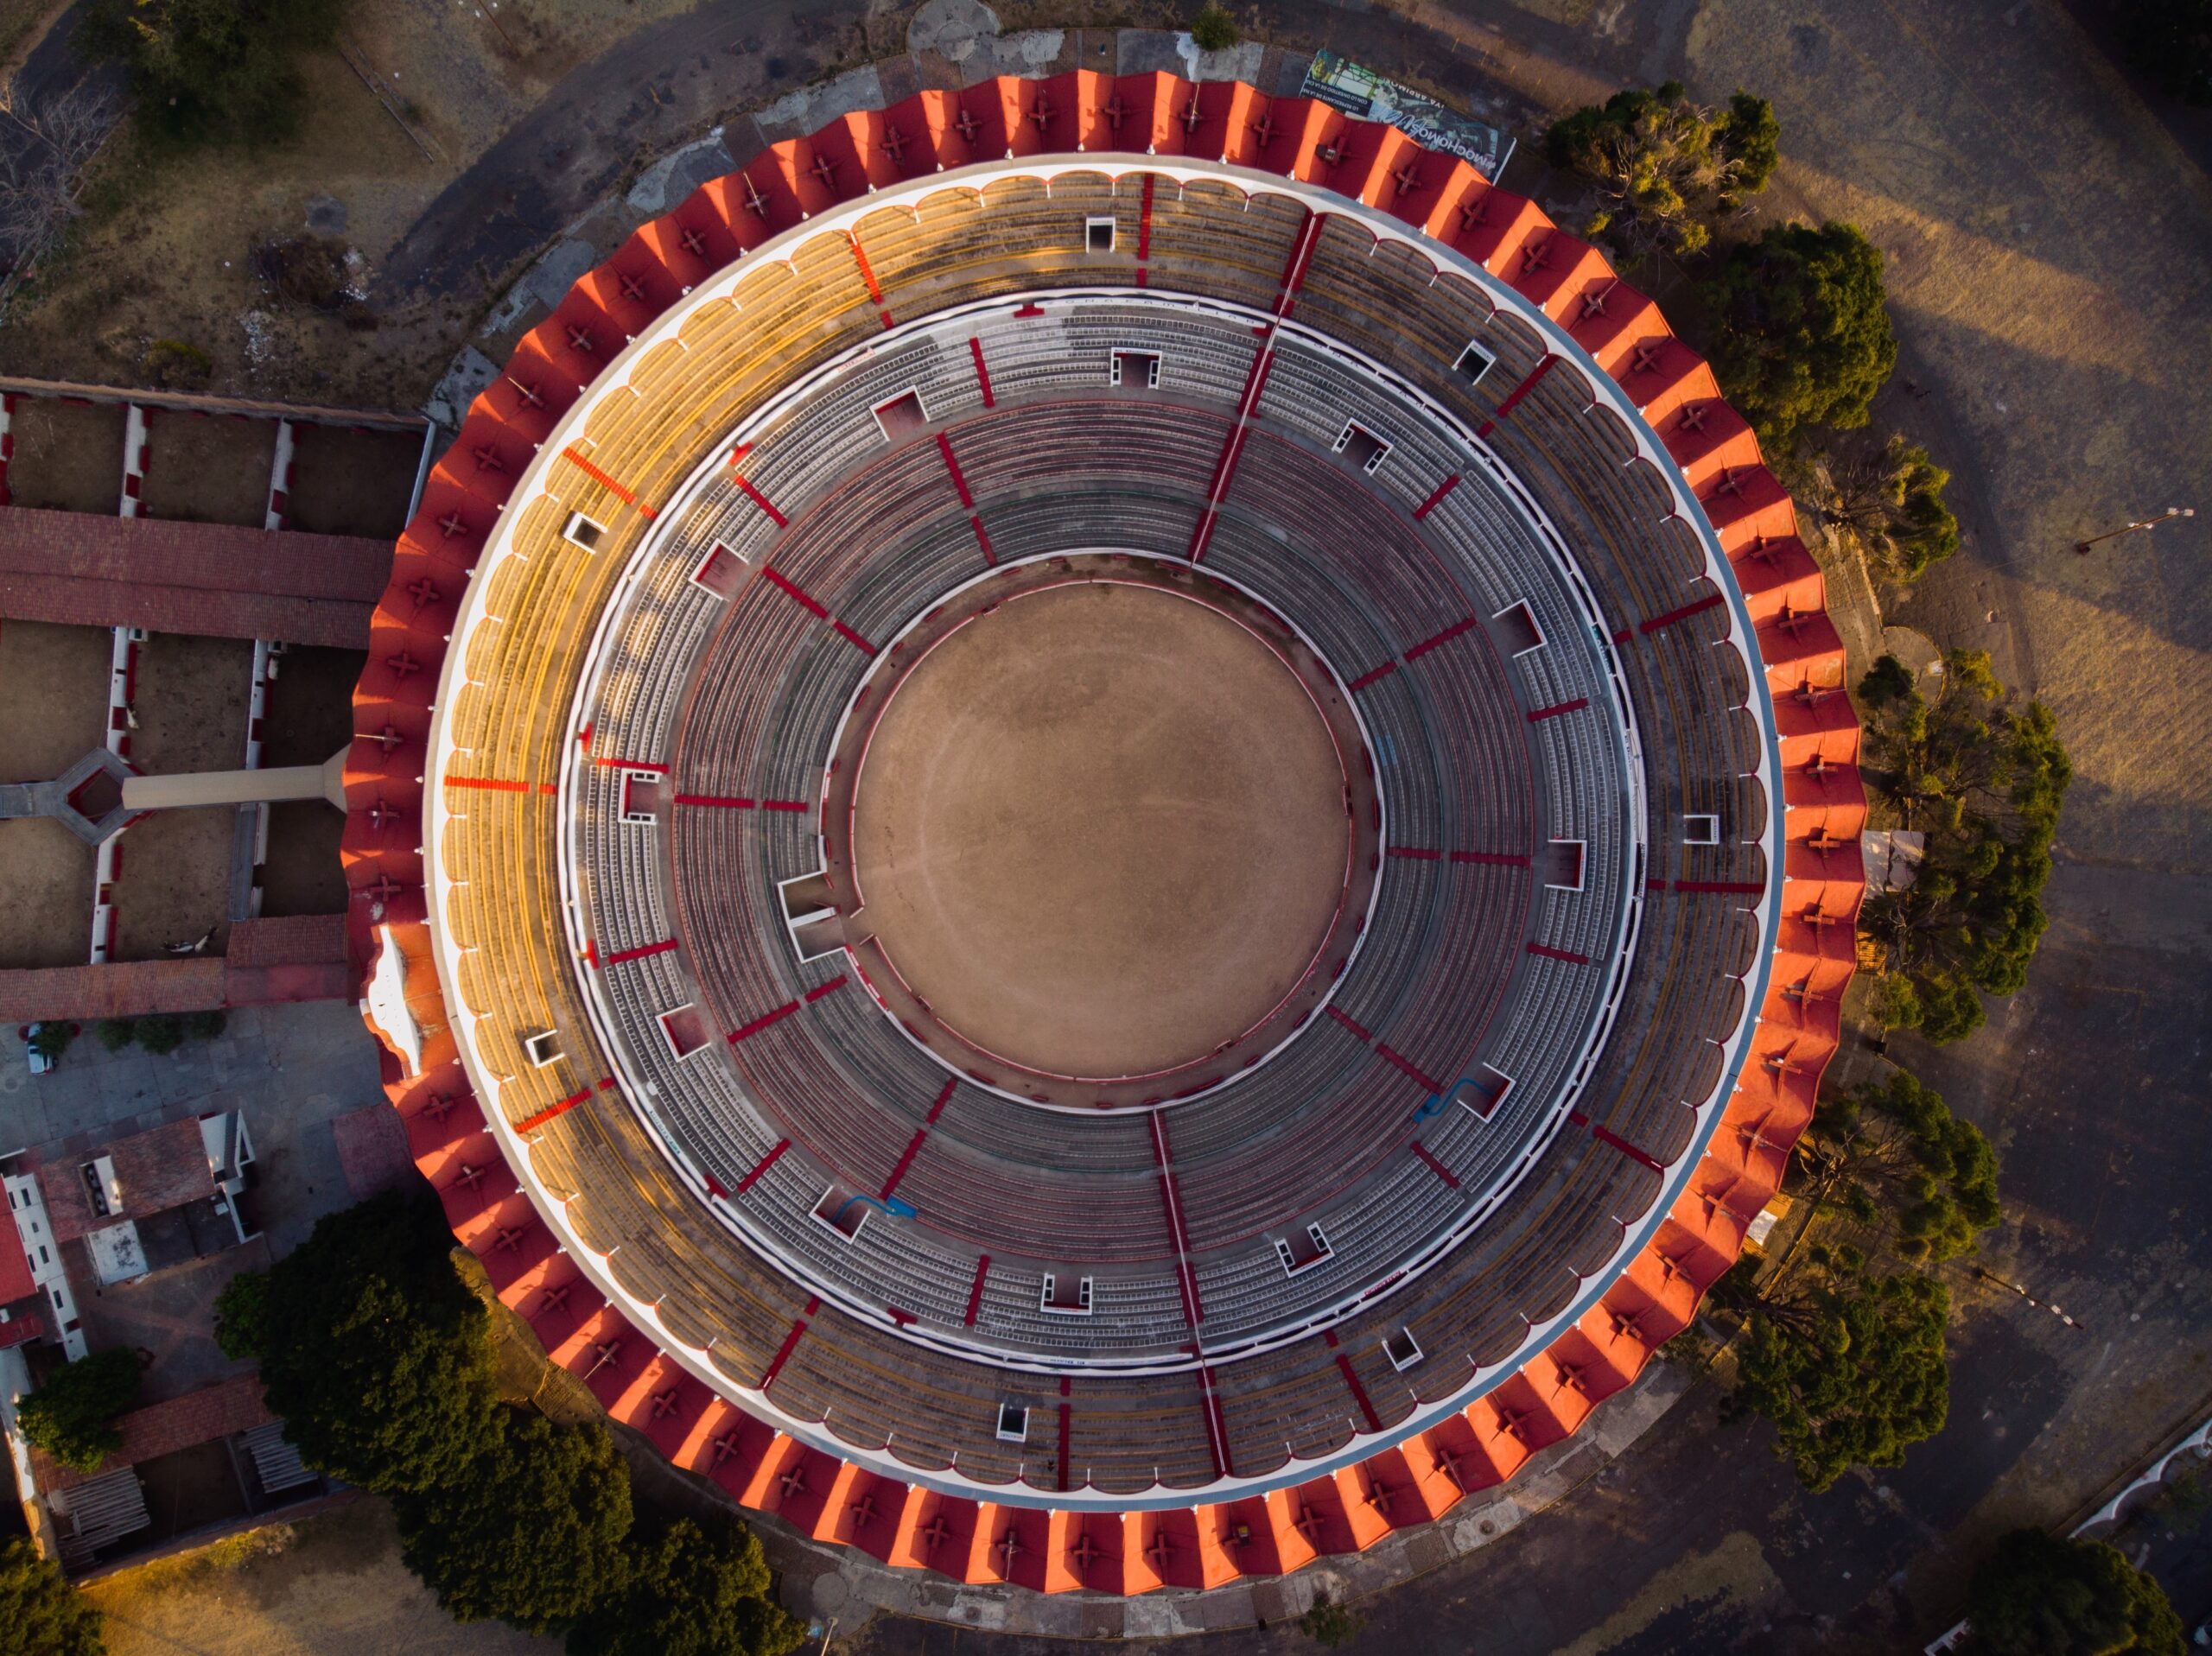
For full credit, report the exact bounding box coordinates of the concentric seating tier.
[341,71,1866,1596]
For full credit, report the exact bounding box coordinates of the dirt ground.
[0,817,93,967]
[110,806,238,960]
[4,397,127,513]
[0,619,110,779]
[852,581,1348,1079]
[130,633,252,775]
[84,1499,556,1656]
[138,409,279,525]
[286,422,422,537]
[262,644,365,766]
[260,799,348,916]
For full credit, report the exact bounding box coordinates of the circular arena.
[343,72,1868,1596]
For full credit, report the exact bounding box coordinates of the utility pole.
[2075,504,2192,555]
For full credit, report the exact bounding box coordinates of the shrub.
[78,0,353,149]
[257,1189,501,1494]
[213,1268,270,1361]
[182,1009,226,1042]
[96,1019,136,1052]
[134,1013,185,1055]
[395,1410,632,1634]
[1816,434,1960,583]
[1545,82,1778,257]
[1857,650,2072,1042]
[1701,220,1897,452]
[142,339,212,388]
[0,1537,102,1656]
[1963,1527,2185,1656]
[567,1517,805,1656]
[1722,1250,1948,1493]
[1807,1071,2000,1264]
[1298,1589,1365,1646]
[27,1023,74,1062]
[18,1349,143,1473]
[1188,3,1237,52]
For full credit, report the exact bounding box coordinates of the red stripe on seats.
[728,1001,799,1043]
[1410,1139,1460,1189]
[1058,1399,1072,1491]
[1585,1118,1664,1171]
[1452,850,1533,867]
[804,974,848,1002]
[1527,696,1590,722]
[734,1139,790,1194]
[1137,173,1154,263]
[1387,847,1440,860]
[1412,473,1461,520]
[759,1300,817,1390]
[1194,1361,1233,1478]
[925,1076,957,1124]
[880,1129,927,1201]
[1640,591,1726,634]
[1347,660,1397,692]
[1404,615,1480,661]
[601,937,677,966]
[760,799,810,813]
[968,337,995,407]
[1334,1353,1383,1433]
[1674,880,1765,894]
[1527,942,1592,965]
[935,434,974,507]
[1490,354,1559,422]
[831,619,878,656]
[559,445,646,512]
[731,471,786,527]
[513,1088,590,1134]
[445,775,554,795]
[760,564,826,618]
[847,232,887,312]
[1376,1044,1444,1094]
[969,513,996,566]
[1325,1005,1372,1043]
[963,1255,990,1325]
[672,793,755,808]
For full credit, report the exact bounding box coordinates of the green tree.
[2116,0,2212,107]
[257,1188,500,1494]
[1963,1527,2185,1656]
[1188,3,1236,52]
[1857,650,2071,1043]
[27,1022,76,1063]
[1817,434,1960,582]
[396,1410,633,1635]
[1807,1072,2000,1264]
[567,1517,804,1656]
[96,1019,135,1052]
[17,1349,142,1474]
[1546,82,1778,257]
[1701,220,1898,451]
[1722,1246,1948,1493]
[78,0,352,149]
[212,1268,269,1361]
[0,1537,103,1656]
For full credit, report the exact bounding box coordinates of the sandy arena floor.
[850,581,1349,1082]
